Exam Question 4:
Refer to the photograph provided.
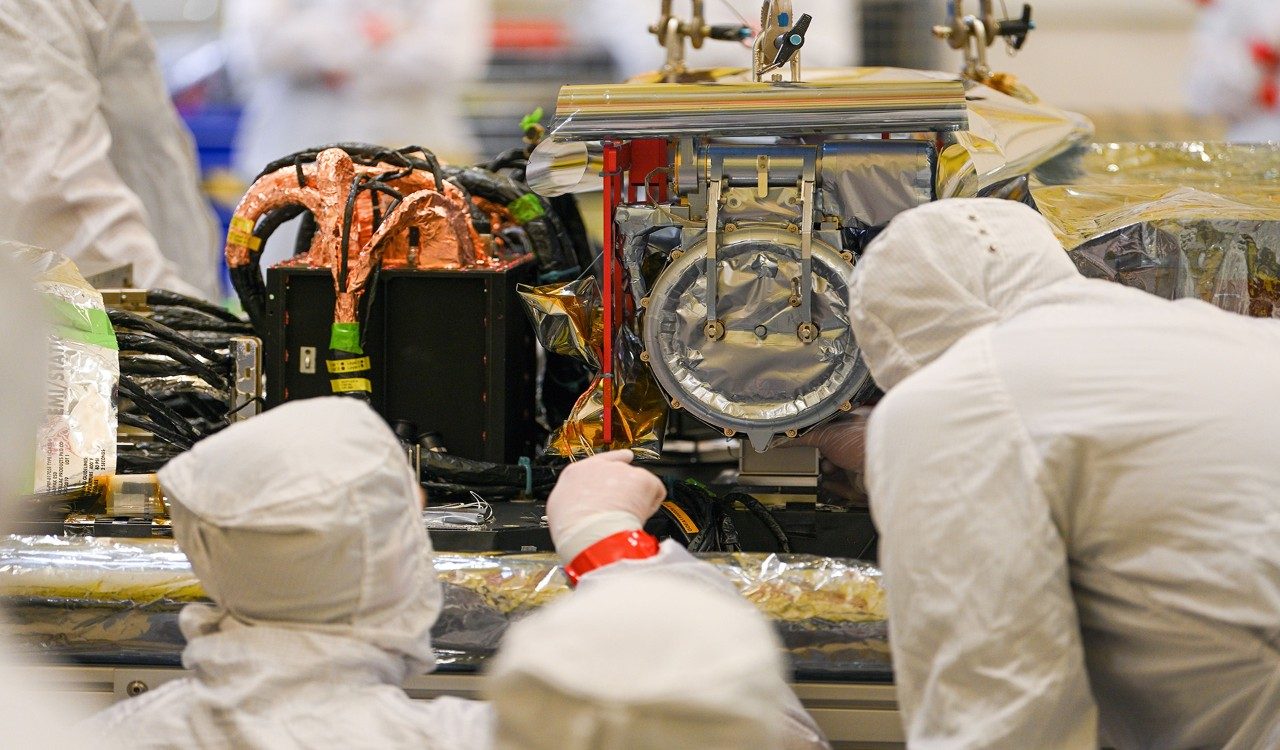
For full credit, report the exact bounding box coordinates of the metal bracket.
[796,153,817,342]
[99,289,148,313]
[703,155,726,340]
[230,337,263,423]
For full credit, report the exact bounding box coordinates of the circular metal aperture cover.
[643,226,872,451]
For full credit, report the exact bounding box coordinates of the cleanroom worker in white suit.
[0,1,221,299]
[222,0,492,268]
[1188,0,1280,142]
[223,0,492,176]
[805,199,1280,748]
[90,398,828,749]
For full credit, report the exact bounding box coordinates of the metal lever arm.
[770,13,812,70]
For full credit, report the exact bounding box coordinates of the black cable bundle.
[111,302,247,472]
[655,480,792,553]
[420,451,562,501]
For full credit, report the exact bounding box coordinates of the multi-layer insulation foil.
[1032,143,1280,318]
[0,535,889,677]
[518,278,667,458]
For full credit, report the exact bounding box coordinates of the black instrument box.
[264,260,539,463]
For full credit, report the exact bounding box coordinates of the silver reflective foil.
[817,141,936,226]
[525,139,605,198]
[1030,142,1280,319]
[1069,218,1280,318]
[548,78,969,141]
[643,225,872,451]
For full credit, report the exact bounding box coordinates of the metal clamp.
[933,1,1036,82]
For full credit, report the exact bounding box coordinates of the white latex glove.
[547,450,667,564]
[791,407,873,473]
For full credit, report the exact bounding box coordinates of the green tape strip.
[507,193,545,225]
[519,107,544,133]
[44,298,118,351]
[329,322,363,355]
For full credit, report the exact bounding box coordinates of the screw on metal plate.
[299,346,317,374]
[786,223,799,233]
[723,428,737,437]
[839,400,853,412]
[724,222,737,232]
[704,319,726,341]
[785,428,799,438]
[640,296,651,308]
[670,398,682,410]
[796,322,819,343]
[126,680,149,697]
[640,351,651,362]
[754,324,768,339]
[671,249,685,260]
[841,251,854,262]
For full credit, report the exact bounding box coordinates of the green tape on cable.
[329,322,364,355]
[519,107,544,133]
[44,298,118,351]
[507,194,545,224]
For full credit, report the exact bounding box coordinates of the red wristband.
[563,529,660,585]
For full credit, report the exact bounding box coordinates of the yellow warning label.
[230,216,256,233]
[326,357,371,374]
[661,501,699,535]
[330,377,372,394]
[226,229,262,251]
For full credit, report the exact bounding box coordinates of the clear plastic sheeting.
[0,535,889,677]
[7,246,119,493]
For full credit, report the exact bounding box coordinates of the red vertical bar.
[628,138,671,204]
[601,141,621,445]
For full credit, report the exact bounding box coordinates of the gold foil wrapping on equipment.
[518,278,667,459]
[1032,143,1280,318]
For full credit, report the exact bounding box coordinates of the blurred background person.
[0,0,222,299]
[1187,0,1280,142]
[222,0,492,267]
[577,0,861,80]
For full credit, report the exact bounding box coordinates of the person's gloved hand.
[792,408,873,507]
[791,407,872,473]
[547,450,666,565]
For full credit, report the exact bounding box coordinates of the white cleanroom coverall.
[223,0,493,177]
[488,571,796,750]
[531,450,831,750]
[0,0,220,298]
[849,198,1280,748]
[1187,0,1280,142]
[90,398,493,749]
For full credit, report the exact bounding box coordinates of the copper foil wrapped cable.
[224,147,507,399]
[226,148,488,325]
